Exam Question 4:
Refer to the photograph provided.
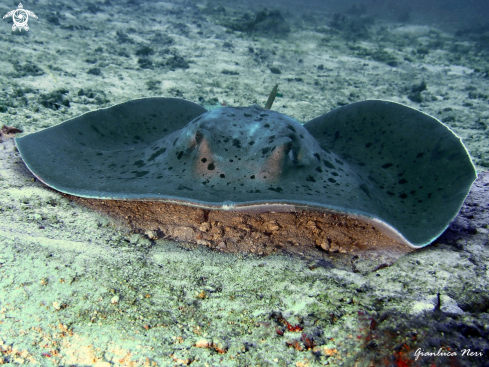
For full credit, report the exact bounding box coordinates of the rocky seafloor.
[0,0,488,365]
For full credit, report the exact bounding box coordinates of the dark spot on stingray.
[306,176,316,182]
[398,178,407,184]
[220,174,225,178]
[367,175,383,185]
[207,163,215,170]
[201,158,207,163]
[261,147,271,155]
[254,118,263,122]
[131,170,149,177]
[250,175,255,179]
[173,138,178,146]
[331,172,338,176]
[176,151,183,160]
[315,166,323,173]
[267,186,283,193]
[335,159,344,165]
[287,124,296,132]
[386,191,395,196]
[91,125,104,136]
[244,113,252,117]
[177,185,193,190]
[381,163,393,169]
[399,193,408,199]
[260,113,269,117]
[359,183,371,198]
[328,178,336,183]
[133,160,145,167]
[313,153,321,161]
[323,160,335,169]
[249,141,255,145]
[134,135,142,140]
[148,147,166,161]
[264,123,270,128]
[232,139,241,148]
[96,152,103,156]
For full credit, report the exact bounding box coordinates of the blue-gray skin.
[15,98,476,248]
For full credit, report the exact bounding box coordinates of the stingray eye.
[288,142,305,165]
[288,149,297,163]
[195,130,204,144]
[187,130,204,152]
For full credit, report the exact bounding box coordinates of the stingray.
[15,96,476,251]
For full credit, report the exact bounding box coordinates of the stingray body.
[15,97,476,248]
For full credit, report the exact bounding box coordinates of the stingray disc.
[15,97,476,248]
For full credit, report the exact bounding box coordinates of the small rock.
[270,67,282,74]
[410,295,465,316]
[329,242,340,252]
[128,234,140,244]
[266,221,280,231]
[212,338,228,354]
[199,222,211,232]
[318,241,330,251]
[195,339,211,348]
[197,239,211,246]
[145,230,157,240]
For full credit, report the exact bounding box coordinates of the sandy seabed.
[0,0,488,365]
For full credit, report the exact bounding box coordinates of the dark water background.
[217,0,489,29]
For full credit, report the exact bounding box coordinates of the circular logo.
[3,3,38,32]
[12,9,28,28]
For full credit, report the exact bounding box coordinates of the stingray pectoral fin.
[304,100,476,247]
[15,97,207,195]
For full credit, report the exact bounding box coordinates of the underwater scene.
[0,0,488,365]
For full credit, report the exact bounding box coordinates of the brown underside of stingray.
[64,195,414,260]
